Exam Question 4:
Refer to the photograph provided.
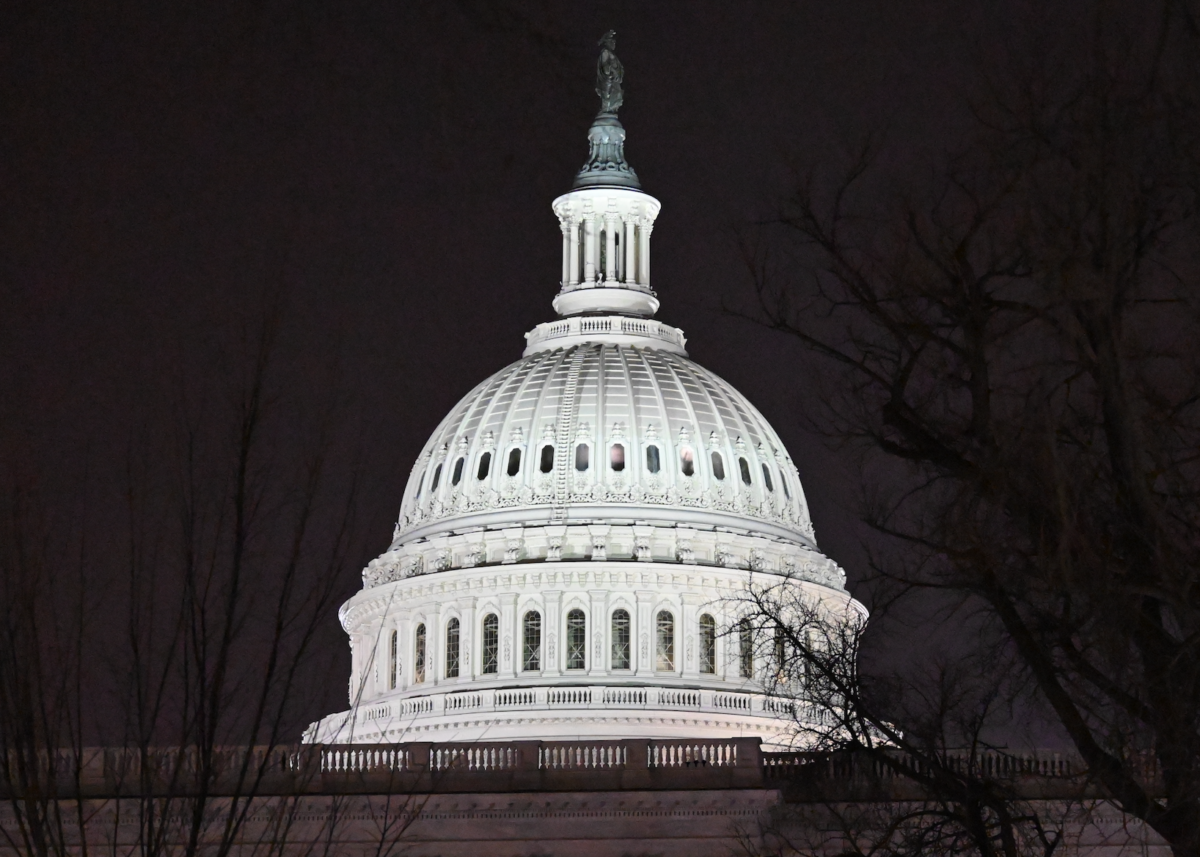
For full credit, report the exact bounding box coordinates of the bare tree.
[733,3,1200,855]
[0,305,428,857]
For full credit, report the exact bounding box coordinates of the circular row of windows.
[379,609,760,690]
[414,442,793,502]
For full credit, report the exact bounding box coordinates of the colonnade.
[352,589,764,703]
[559,212,652,289]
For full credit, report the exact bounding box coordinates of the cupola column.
[638,223,652,287]
[567,219,580,287]
[583,216,597,284]
[560,222,571,287]
[603,213,618,282]
[623,219,635,284]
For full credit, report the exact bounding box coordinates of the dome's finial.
[574,32,640,189]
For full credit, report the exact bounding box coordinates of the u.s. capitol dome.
[307,60,863,748]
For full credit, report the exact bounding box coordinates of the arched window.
[452,457,465,486]
[738,618,753,679]
[522,611,542,671]
[710,451,725,481]
[430,463,443,492]
[680,448,695,477]
[781,472,791,499]
[388,629,399,689]
[611,609,631,670]
[415,468,426,498]
[566,609,586,670]
[739,457,752,485]
[539,445,554,473]
[477,451,492,480]
[445,618,460,679]
[575,443,590,471]
[414,624,427,684]
[773,623,786,677]
[655,610,675,671]
[481,613,499,675]
[507,448,522,477]
[610,444,625,472]
[645,445,660,474]
[761,463,774,492]
[699,614,716,675]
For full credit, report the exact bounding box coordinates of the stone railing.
[523,316,687,354]
[2,740,1103,801]
[321,685,833,742]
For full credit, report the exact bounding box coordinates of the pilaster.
[634,590,655,677]
[499,593,517,679]
[588,588,607,676]
[544,590,562,677]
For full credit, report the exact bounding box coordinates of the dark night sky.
[0,1,1044,726]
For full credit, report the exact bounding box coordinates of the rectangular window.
[611,610,631,670]
[523,611,542,671]
[656,611,674,671]
[389,630,398,689]
[566,609,587,670]
[414,624,427,684]
[482,614,499,675]
[739,619,753,679]
[699,614,716,675]
[445,618,460,679]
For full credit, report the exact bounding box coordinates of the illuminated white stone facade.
[306,104,866,748]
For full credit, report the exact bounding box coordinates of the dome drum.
[307,560,860,746]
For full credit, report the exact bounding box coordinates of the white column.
[638,223,652,287]
[568,220,580,286]
[635,590,655,677]
[561,222,571,287]
[349,635,361,704]
[461,598,476,680]
[544,590,562,676]
[604,215,617,282]
[623,219,635,284]
[583,218,597,284]
[682,593,702,679]
[588,589,607,676]
[500,593,517,679]
[398,617,411,691]
[429,603,442,686]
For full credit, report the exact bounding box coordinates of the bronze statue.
[596,30,623,115]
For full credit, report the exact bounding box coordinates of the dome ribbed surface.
[395,343,814,546]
